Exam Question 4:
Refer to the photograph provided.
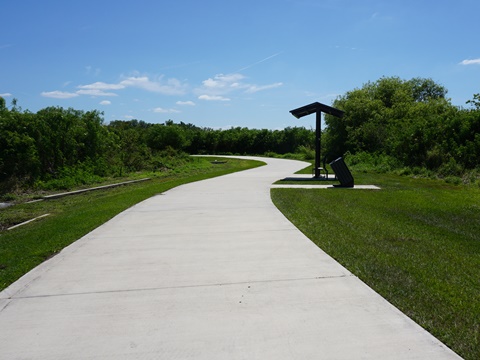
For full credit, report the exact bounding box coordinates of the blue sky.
[1,0,479,129]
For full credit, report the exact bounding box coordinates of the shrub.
[346,151,400,173]
[297,145,315,160]
[438,157,462,177]
[444,176,462,185]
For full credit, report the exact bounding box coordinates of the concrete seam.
[8,274,355,300]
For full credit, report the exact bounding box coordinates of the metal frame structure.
[290,102,344,178]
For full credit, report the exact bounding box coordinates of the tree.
[0,109,40,181]
[323,76,459,168]
[0,97,6,112]
[147,123,188,151]
[407,77,447,102]
[467,93,480,110]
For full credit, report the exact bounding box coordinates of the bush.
[346,151,400,173]
[297,145,315,160]
[444,176,462,185]
[34,164,104,191]
[438,157,462,177]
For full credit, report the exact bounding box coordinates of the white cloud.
[176,100,195,106]
[120,76,187,95]
[198,72,283,100]
[76,89,118,96]
[198,94,231,101]
[76,75,188,96]
[460,58,480,65]
[41,91,79,99]
[100,100,111,105]
[245,82,283,93]
[43,74,188,101]
[202,73,245,89]
[0,93,12,97]
[153,107,180,113]
[78,82,125,90]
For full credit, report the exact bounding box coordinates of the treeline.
[2,76,479,192]
[324,77,480,175]
[0,97,314,190]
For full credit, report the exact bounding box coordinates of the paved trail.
[0,157,461,359]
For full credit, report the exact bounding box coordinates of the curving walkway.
[0,157,461,359]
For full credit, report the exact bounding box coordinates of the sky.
[1,0,479,129]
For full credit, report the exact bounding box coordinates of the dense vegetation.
[0,97,313,197]
[1,76,479,197]
[324,77,480,177]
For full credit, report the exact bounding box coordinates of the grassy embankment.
[0,156,263,291]
[272,168,479,360]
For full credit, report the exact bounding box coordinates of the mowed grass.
[0,157,263,291]
[272,172,479,360]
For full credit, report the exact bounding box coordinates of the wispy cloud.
[99,100,111,105]
[78,76,187,95]
[76,89,118,96]
[333,45,358,51]
[0,93,12,97]
[85,66,101,76]
[42,69,279,104]
[368,12,393,22]
[43,74,188,99]
[234,52,283,73]
[202,74,245,90]
[460,58,480,65]
[120,76,187,95]
[198,95,230,101]
[176,100,195,106]
[245,82,283,93]
[197,72,282,99]
[41,91,79,99]
[78,82,125,90]
[153,107,180,113]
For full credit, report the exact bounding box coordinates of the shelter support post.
[315,111,322,178]
[290,102,344,179]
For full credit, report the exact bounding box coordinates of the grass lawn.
[272,171,479,360]
[0,156,263,291]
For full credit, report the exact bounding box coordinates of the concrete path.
[0,157,461,359]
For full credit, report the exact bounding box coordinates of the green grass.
[0,156,264,291]
[271,171,479,360]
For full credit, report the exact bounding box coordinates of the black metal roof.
[290,102,344,119]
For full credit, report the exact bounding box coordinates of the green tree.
[0,109,40,182]
[147,122,189,151]
[467,93,480,110]
[108,120,152,173]
[0,97,6,112]
[323,76,459,169]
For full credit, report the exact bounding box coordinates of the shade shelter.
[290,102,344,178]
